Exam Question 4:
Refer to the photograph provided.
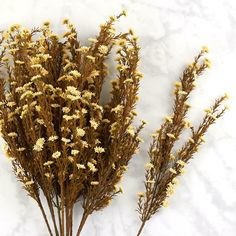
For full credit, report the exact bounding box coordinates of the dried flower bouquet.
[0,11,227,236]
[0,11,145,236]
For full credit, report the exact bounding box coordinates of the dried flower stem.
[136,48,227,236]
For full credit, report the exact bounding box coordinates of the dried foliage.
[0,11,145,236]
[136,48,228,236]
[0,11,227,236]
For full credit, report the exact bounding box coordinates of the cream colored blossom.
[137,192,145,198]
[43,161,54,166]
[62,107,70,113]
[98,45,109,54]
[201,46,209,53]
[7,101,16,107]
[15,60,25,65]
[90,119,98,129]
[94,146,105,153]
[76,164,86,169]
[71,149,79,156]
[48,136,58,142]
[76,128,85,137]
[25,180,34,186]
[177,160,186,166]
[166,183,175,196]
[91,181,99,185]
[20,90,33,100]
[8,132,18,138]
[169,168,177,174]
[162,199,169,208]
[52,151,61,159]
[76,46,89,53]
[178,90,188,95]
[164,115,173,123]
[61,137,70,143]
[188,137,195,144]
[145,162,154,170]
[87,162,97,172]
[33,138,45,152]
[127,125,135,137]
[69,70,81,78]
[111,105,124,114]
[167,133,175,139]
[86,55,96,63]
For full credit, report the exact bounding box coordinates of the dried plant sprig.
[136,48,228,236]
[0,11,144,236]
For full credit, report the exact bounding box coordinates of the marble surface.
[0,0,236,235]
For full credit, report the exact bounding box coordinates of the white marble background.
[0,0,236,235]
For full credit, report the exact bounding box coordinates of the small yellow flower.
[200,136,206,143]
[164,116,173,123]
[87,162,97,172]
[177,160,186,166]
[174,81,182,87]
[62,18,69,25]
[201,46,209,53]
[167,133,176,139]
[61,137,70,143]
[188,137,195,144]
[25,180,34,186]
[90,119,98,130]
[43,161,54,166]
[76,164,86,169]
[111,105,124,114]
[71,149,79,156]
[162,199,169,208]
[69,70,81,78]
[169,154,175,160]
[178,90,188,95]
[52,151,61,159]
[127,125,135,137]
[43,21,50,26]
[15,60,25,65]
[137,192,145,198]
[8,132,18,138]
[94,146,105,153]
[168,168,177,174]
[33,138,45,152]
[98,45,109,54]
[91,181,99,186]
[48,136,58,142]
[204,58,211,68]
[76,128,85,137]
[144,162,154,170]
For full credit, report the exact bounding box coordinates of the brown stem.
[136,220,146,236]
[60,179,65,236]
[37,197,53,236]
[46,196,60,236]
[56,194,62,235]
[76,211,90,236]
[69,206,74,236]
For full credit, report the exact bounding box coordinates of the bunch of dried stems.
[0,11,145,236]
[0,11,227,236]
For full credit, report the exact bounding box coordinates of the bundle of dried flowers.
[0,11,145,236]
[136,48,228,236]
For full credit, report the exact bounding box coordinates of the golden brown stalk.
[136,48,228,236]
